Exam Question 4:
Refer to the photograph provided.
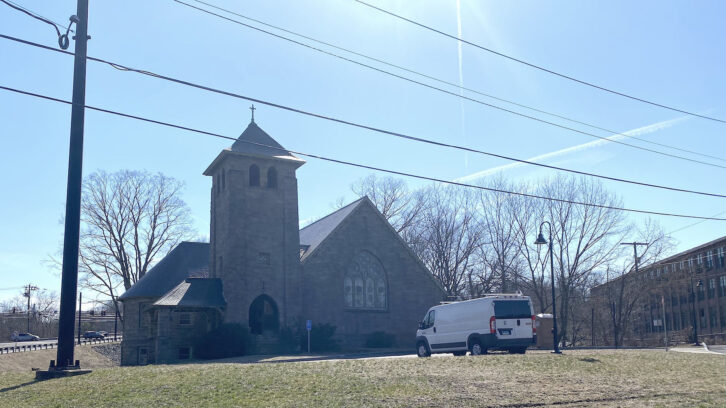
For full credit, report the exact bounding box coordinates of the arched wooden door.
[248,294,279,335]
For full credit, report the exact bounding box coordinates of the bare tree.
[538,175,629,346]
[411,186,482,297]
[0,295,25,313]
[477,177,524,294]
[0,288,59,338]
[352,175,428,237]
[594,220,674,347]
[76,170,194,315]
[510,183,550,313]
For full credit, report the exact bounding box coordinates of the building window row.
[640,247,726,282]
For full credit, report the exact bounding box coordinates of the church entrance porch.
[249,294,279,335]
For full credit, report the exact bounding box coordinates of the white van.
[416,294,536,357]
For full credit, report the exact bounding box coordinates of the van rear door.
[493,300,533,341]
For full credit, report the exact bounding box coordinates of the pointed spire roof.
[230,121,295,158]
[204,119,304,175]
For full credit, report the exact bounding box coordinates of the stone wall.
[153,308,219,364]
[120,298,155,366]
[302,202,445,348]
[209,153,302,331]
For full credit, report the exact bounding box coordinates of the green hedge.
[300,323,339,352]
[194,323,249,359]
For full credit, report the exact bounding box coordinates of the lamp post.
[534,221,561,354]
[690,277,702,346]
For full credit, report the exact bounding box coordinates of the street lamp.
[690,277,703,346]
[534,221,561,354]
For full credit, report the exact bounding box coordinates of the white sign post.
[306,320,312,354]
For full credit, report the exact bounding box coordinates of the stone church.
[119,116,445,365]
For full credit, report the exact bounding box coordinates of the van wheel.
[469,341,486,356]
[417,342,431,358]
[453,351,466,356]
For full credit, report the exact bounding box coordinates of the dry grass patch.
[0,349,724,407]
[0,346,116,372]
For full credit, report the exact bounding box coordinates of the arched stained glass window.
[354,278,364,308]
[344,277,353,307]
[343,251,387,310]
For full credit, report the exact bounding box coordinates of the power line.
[1,0,73,49]
[668,210,726,235]
[2,0,74,32]
[0,286,25,291]
[354,0,726,125]
[2,33,726,198]
[169,1,726,171]
[3,84,726,222]
[184,0,726,165]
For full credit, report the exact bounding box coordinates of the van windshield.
[494,300,531,319]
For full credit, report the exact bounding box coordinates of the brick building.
[591,235,726,346]
[119,119,445,365]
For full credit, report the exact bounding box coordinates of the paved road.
[0,339,58,349]
[708,345,726,354]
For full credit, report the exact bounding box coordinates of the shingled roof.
[299,197,367,261]
[203,121,305,176]
[119,242,210,300]
[153,278,226,308]
[231,121,298,159]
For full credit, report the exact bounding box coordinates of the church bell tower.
[203,108,305,333]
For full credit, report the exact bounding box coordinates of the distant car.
[11,332,40,342]
[98,331,109,337]
[83,331,105,339]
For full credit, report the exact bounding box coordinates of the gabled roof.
[204,121,304,175]
[299,197,366,261]
[153,278,226,308]
[232,121,295,158]
[119,242,210,300]
[299,196,446,294]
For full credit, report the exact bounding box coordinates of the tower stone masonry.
[203,120,305,332]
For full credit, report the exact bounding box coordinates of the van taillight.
[489,316,496,334]
[531,315,536,334]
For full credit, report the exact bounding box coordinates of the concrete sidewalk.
[669,343,725,355]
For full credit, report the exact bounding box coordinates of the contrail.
[455,115,688,182]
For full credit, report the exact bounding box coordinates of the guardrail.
[0,336,122,355]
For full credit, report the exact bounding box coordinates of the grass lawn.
[0,349,724,407]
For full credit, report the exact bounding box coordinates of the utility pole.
[619,242,648,348]
[55,0,89,371]
[23,284,39,333]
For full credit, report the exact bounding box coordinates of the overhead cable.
[1,0,73,49]
[185,0,725,164]
[2,33,726,199]
[169,1,726,170]
[3,84,726,222]
[354,0,726,125]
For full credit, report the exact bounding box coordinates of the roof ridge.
[299,196,367,232]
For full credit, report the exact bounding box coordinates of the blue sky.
[1,0,725,304]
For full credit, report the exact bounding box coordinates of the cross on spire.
[250,104,256,123]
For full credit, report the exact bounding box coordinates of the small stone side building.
[119,119,444,365]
